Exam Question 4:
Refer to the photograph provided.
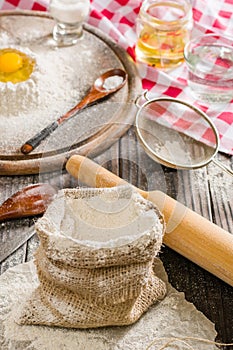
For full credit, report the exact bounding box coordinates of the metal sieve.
[135,91,233,176]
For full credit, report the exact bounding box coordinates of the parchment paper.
[0,258,218,350]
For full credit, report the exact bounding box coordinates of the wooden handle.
[66,155,233,286]
[147,190,233,287]
[21,121,59,154]
[21,69,127,155]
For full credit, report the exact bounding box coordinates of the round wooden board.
[0,11,141,175]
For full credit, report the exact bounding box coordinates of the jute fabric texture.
[17,186,166,329]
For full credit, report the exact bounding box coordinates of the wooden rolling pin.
[66,155,233,287]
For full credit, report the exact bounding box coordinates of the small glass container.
[49,0,90,46]
[135,0,193,69]
[184,34,233,103]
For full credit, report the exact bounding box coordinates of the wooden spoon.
[66,155,233,287]
[0,183,57,222]
[21,68,127,155]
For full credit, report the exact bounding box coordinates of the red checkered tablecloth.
[1,0,233,155]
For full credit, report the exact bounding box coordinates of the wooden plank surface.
[0,127,233,348]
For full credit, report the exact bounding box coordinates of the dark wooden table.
[0,127,233,349]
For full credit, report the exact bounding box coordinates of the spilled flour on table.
[0,259,218,350]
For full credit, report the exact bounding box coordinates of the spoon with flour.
[21,68,127,155]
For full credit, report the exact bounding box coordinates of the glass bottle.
[135,0,193,69]
[49,0,90,46]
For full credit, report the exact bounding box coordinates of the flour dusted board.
[0,11,140,175]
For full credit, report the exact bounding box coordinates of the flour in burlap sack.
[16,186,166,329]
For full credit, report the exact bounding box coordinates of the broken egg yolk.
[0,48,35,84]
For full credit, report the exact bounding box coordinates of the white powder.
[0,46,39,116]
[43,186,164,248]
[0,31,81,153]
[0,78,39,115]
[49,0,90,24]
[103,75,124,90]
[0,260,218,350]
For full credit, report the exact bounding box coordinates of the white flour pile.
[0,39,81,153]
[0,46,39,115]
[103,75,124,90]
[55,186,163,248]
[0,15,122,154]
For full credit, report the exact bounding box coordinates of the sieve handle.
[66,155,233,287]
[212,158,233,177]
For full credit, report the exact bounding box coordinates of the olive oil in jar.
[135,0,193,69]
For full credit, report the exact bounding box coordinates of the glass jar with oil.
[135,0,193,70]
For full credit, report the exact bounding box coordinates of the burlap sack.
[17,186,167,329]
